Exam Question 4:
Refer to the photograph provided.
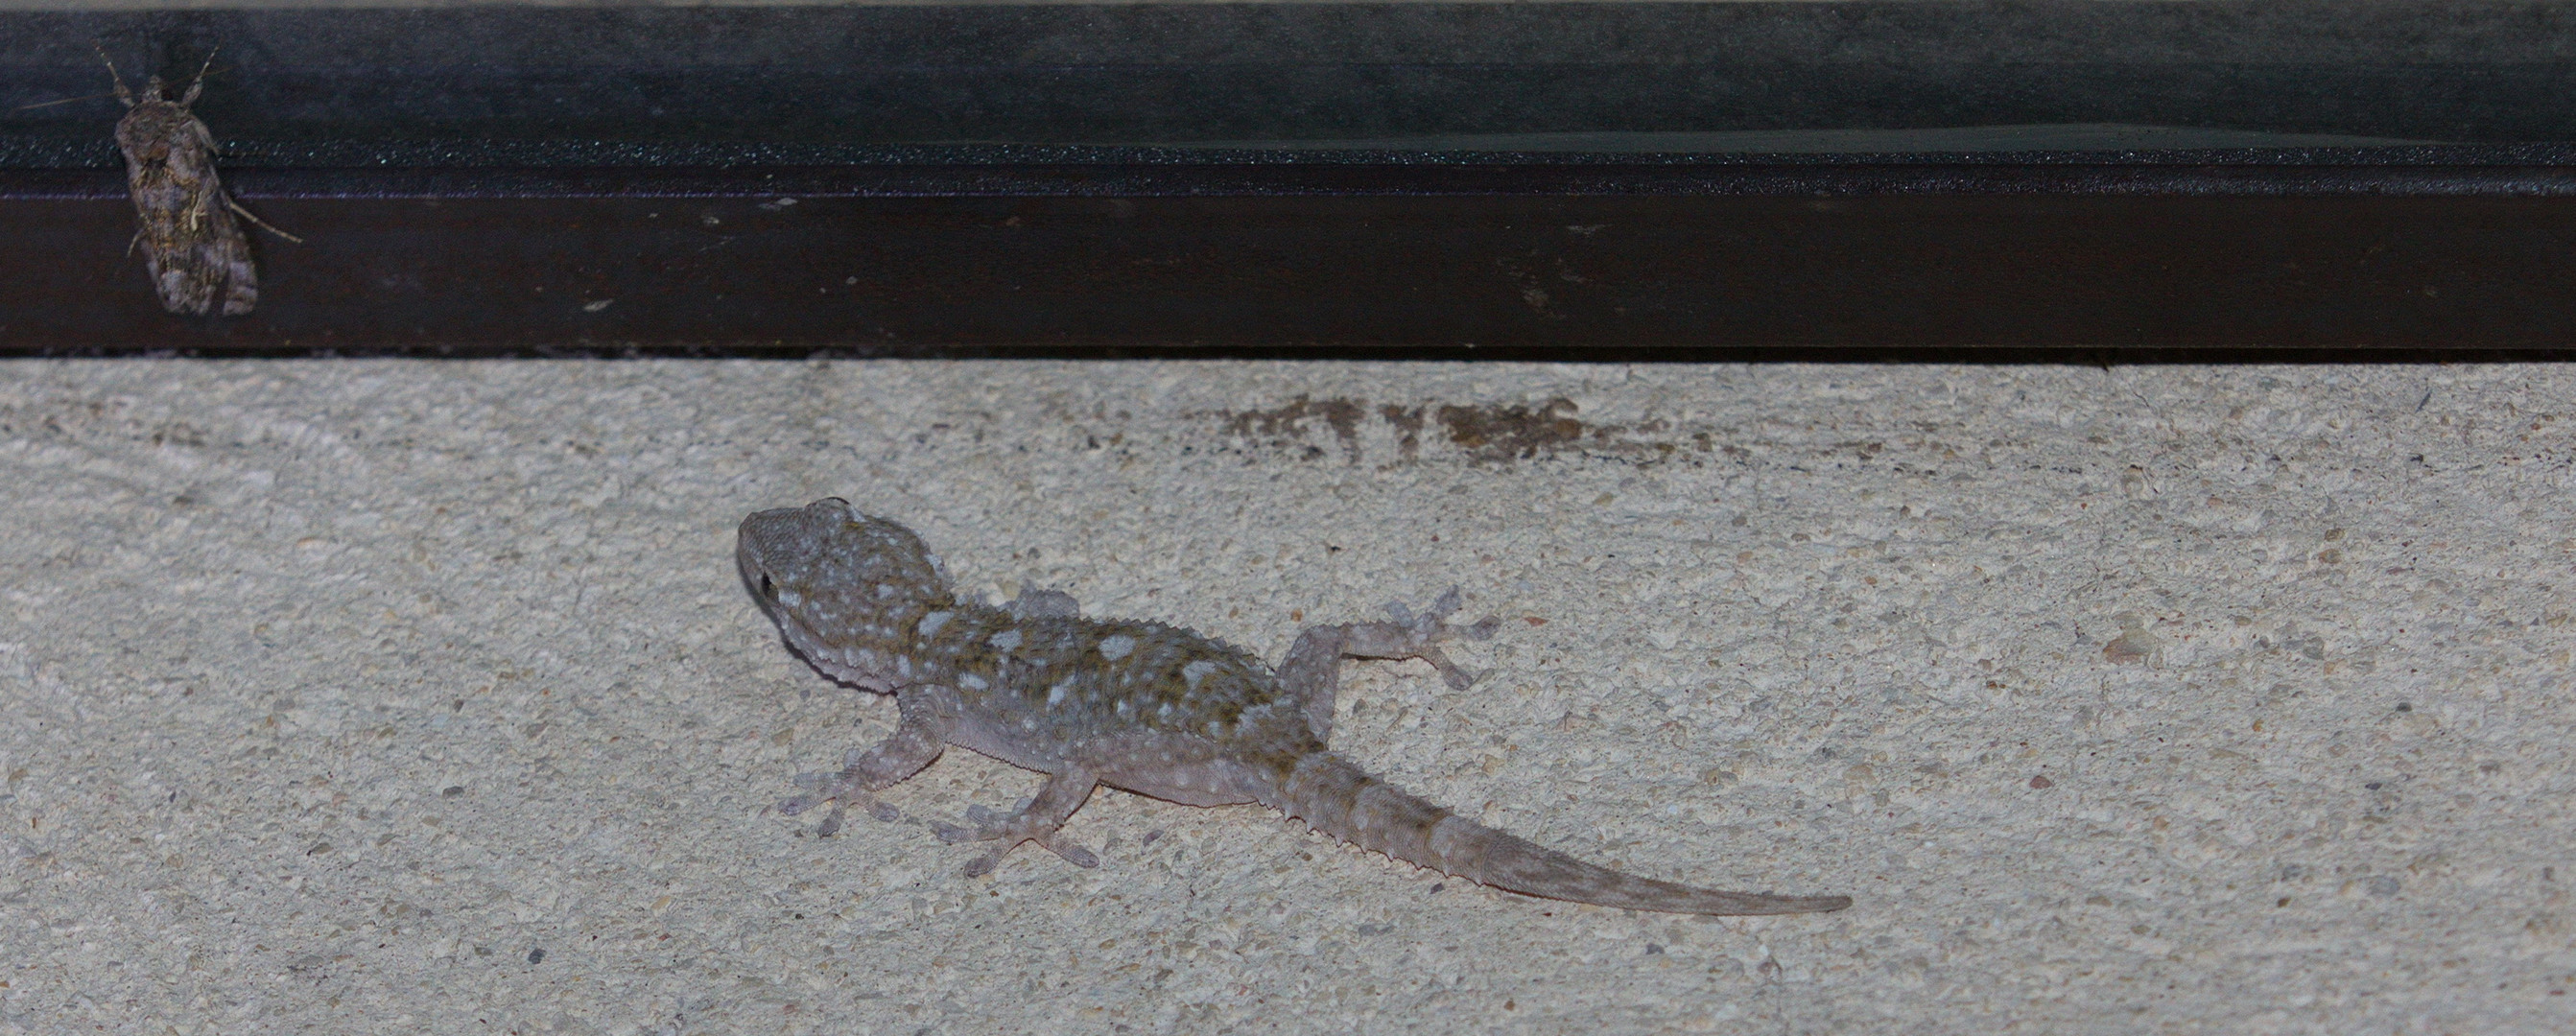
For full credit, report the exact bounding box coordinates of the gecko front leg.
[933,768,1102,877]
[780,695,949,836]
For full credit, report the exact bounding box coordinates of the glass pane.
[3,1,2564,165]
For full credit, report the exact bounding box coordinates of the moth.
[96,47,295,317]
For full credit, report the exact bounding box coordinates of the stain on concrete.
[1435,397,1587,462]
[1217,394,1367,462]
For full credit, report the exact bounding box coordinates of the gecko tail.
[1273,752,1850,916]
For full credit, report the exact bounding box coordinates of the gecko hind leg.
[1359,587,1502,691]
[1277,587,1503,742]
[933,769,1099,877]
[780,710,945,837]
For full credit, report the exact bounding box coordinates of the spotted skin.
[739,499,1850,915]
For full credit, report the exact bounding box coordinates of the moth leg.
[779,694,949,837]
[933,768,1099,877]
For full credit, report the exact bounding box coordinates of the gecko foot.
[932,802,1101,877]
[1367,587,1504,691]
[780,768,903,838]
[1388,587,1503,643]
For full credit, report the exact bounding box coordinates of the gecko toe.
[932,820,986,844]
[1044,838,1100,869]
[961,847,1007,878]
[934,811,1096,872]
[783,773,896,833]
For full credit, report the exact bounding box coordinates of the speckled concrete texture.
[0,362,2568,1034]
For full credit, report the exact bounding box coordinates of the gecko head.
[737,499,956,648]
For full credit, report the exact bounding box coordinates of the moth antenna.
[90,41,133,107]
[179,47,217,106]
[11,91,118,112]
[226,200,303,244]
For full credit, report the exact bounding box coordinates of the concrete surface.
[0,361,2569,1034]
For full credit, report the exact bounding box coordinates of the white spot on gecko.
[1047,678,1075,707]
[1182,659,1218,689]
[917,611,952,636]
[1099,634,1136,661]
[960,673,988,691]
[989,629,1023,650]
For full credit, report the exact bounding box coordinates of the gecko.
[738,499,1851,916]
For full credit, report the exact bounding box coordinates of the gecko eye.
[758,574,777,600]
